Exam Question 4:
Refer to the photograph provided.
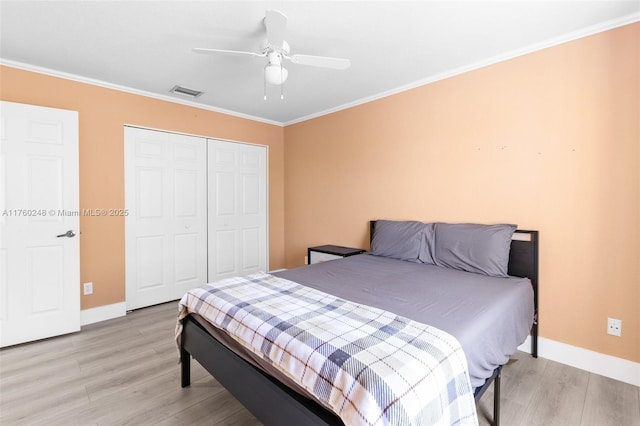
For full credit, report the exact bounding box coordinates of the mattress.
[191,253,534,390]
[275,253,534,388]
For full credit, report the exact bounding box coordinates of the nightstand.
[307,245,366,264]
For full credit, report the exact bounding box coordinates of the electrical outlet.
[304,255,308,265]
[83,282,93,295]
[607,318,622,337]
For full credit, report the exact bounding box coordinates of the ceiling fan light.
[264,64,288,85]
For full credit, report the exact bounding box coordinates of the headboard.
[369,220,539,357]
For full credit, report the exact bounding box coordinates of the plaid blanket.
[177,272,478,426]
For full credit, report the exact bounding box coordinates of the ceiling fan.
[193,9,351,99]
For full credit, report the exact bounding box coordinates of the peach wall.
[0,65,285,310]
[284,24,639,362]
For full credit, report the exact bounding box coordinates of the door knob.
[56,230,76,238]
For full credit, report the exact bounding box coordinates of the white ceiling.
[1,1,639,125]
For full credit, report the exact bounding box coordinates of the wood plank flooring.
[1,301,638,425]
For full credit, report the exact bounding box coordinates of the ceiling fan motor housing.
[261,39,290,56]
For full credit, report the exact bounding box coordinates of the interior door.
[124,127,207,310]
[208,139,267,281]
[0,101,80,347]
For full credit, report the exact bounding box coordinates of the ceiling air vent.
[169,85,204,98]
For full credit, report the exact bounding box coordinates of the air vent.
[169,85,204,98]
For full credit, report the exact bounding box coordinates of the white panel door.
[0,101,80,347]
[124,127,207,310]
[208,139,267,281]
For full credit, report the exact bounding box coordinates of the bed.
[177,220,539,426]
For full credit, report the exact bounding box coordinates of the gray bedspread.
[274,253,534,388]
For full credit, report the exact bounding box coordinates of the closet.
[124,127,267,310]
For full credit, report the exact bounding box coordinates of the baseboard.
[518,336,639,387]
[80,302,127,326]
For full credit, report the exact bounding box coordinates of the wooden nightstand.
[307,245,366,264]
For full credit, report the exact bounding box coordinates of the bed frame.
[180,222,539,426]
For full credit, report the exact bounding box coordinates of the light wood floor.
[1,302,638,426]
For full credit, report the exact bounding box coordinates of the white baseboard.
[518,336,640,387]
[80,302,127,326]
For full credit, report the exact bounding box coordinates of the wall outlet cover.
[83,282,93,295]
[607,318,622,337]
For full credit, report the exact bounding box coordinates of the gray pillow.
[371,220,425,262]
[434,223,516,277]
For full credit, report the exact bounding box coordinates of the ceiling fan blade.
[288,54,351,70]
[264,9,287,49]
[192,47,265,58]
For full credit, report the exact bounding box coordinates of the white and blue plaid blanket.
[177,272,478,426]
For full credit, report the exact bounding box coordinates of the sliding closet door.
[124,127,207,310]
[208,139,267,281]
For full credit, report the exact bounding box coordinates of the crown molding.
[2,12,638,128]
[284,12,640,126]
[0,59,284,127]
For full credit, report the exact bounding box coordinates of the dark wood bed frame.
[180,222,539,426]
